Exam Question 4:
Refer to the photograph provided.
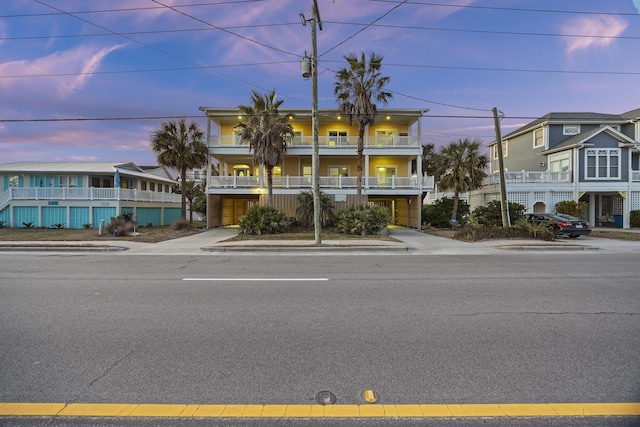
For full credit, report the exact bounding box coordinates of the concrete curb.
[494,244,599,251]
[0,245,128,252]
[201,245,411,253]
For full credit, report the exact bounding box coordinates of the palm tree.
[436,138,488,222]
[237,89,294,207]
[151,118,208,221]
[334,52,392,207]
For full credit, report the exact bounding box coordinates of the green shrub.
[296,191,335,226]
[421,197,469,228]
[335,205,390,236]
[22,222,35,229]
[50,223,65,229]
[555,200,587,217]
[0,220,5,228]
[472,200,526,226]
[630,210,640,228]
[83,223,93,229]
[453,221,557,242]
[238,205,289,235]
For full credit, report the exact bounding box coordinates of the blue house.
[470,108,640,228]
[0,162,182,228]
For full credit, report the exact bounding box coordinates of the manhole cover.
[315,390,337,405]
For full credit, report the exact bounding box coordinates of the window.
[141,181,147,191]
[59,176,78,188]
[492,141,507,159]
[586,149,619,179]
[150,182,155,191]
[328,130,347,147]
[563,125,580,135]
[328,166,349,177]
[9,176,19,187]
[533,128,544,148]
[375,129,397,146]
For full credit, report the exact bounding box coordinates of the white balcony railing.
[209,135,420,149]
[1,187,181,203]
[486,171,572,185]
[209,175,435,190]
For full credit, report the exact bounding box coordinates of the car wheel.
[569,234,580,238]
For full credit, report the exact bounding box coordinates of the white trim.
[585,148,620,180]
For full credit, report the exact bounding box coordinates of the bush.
[296,191,335,226]
[83,223,93,229]
[238,205,289,235]
[170,219,191,230]
[50,223,65,229]
[472,200,526,226]
[22,222,35,229]
[422,197,469,228]
[630,210,640,228]
[0,220,5,228]
[555,200,587,217]
[106,216,134,237]
[335,205,390,236]
[454,220,557,242]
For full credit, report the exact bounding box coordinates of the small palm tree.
[334,52,392,206]
[436,138,488,222]
[237,89,294,207]
[151,119,208,221]
[296,191,335,226]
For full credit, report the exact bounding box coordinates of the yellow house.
[198,107,434,229]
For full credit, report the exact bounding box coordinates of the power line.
[0,23,298,41]
[149,0,299,58]
[30,0,307,104]
[320,0,409,57]
[366,0,640,17]
[0,1,266,18]
[323,21,640,42]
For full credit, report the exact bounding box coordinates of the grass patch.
[224,226,399,242]
[0,223,206,243]
[590,229,640,241]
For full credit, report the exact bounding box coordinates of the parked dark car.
[524,213,592,238]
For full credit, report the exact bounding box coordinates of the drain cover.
[315,391,337,405]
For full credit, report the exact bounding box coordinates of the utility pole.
[302,0,322,244]
[493,107,510,227]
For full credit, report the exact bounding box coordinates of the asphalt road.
[1,252,639,425]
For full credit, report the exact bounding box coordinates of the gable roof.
[540,126,637,155]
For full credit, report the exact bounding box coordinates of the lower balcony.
[486,171,572,184]
[209,175,434,191]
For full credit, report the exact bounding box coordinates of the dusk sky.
[1,0,639,166]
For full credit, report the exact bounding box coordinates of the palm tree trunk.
[266,166,273,207]
[357,125,365,207]
[451,191,460,221]
[180,167,187,221]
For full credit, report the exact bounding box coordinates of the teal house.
[0,162,182,229]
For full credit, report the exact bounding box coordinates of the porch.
[208,175,434,191]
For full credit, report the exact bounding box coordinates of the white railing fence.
[209,135,420,149]
[486,171,572,185]
[209,175,435,190]
[1,187,181,203]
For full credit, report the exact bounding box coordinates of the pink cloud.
[562,16,628,53]
[0,44,125,96]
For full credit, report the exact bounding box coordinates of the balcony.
[209,175,434,191]
[486,171,572,185]
[1,187,181,204]
[209,135,420,149]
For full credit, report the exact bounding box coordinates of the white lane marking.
[183,278,329,281]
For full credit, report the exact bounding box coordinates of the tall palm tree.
[436,138,488,222]
[237,89,294,207]
[151,118,208,221]
[334,52,392,207]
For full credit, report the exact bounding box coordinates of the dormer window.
[563,125,580,135]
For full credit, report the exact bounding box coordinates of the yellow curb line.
[0,403,639,418]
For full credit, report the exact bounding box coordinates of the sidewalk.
[1,226,637,255]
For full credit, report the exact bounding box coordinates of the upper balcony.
[209,135,420,150]
[1,187,181,206]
